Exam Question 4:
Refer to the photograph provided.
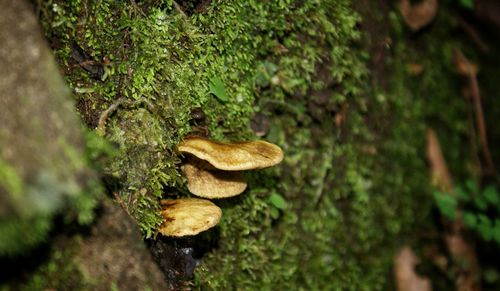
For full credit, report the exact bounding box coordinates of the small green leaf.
[482,185,499,206]
[209,76,229,102]
[494,219,500,244]
[455,186,470,202]
[269,192,287,210]
[477,214,493,241]
[478,225,493,241]
[465,180,478,195]
[459,0,474,10]
[463,211,477,228]
[474,195,488,211]
[478,214,491,224]
[329,206,339,217]
[434,191,457,220]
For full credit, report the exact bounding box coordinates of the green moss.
[388,8,472,178]
[0,159,24,201]
[37,0,477,289]
[0,216,52,257]
[38,0,362,237]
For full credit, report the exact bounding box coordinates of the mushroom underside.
[182,161,247,198]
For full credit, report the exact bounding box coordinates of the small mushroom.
[159,198,222,237]
[178,137,283,198]
[178,137,284,171]
[182,161,247,198]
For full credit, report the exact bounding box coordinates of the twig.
[458,18,489,53]
[113,191,131,217]
[130,0,146,17]
[469,73,495,174]
[453,49,496,175]
[96,99,124,136]
[172,1,188,19]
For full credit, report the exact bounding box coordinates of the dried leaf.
[394,246,432,291]
[444,233,481,291]
[453,49,478,76]
[408,63,424,76]
[334,103,349,127]
[425,128,481,291]
[426,129,453,192]
[399,0,438,31]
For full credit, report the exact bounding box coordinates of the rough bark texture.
[0,0,83,211]
[0,1,167,289]
[75,200,167,291]
[0,0,93,255]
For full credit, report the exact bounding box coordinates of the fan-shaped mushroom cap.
[182,161,247,198]
[159,198,222,237]
[178,137,284,171]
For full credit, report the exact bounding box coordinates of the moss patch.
[36,0,478,289]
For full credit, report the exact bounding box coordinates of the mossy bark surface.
[0,0,97,256]
[2,0,494,289]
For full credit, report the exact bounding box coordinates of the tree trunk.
[2,0,500,290]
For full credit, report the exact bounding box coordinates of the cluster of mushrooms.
[158,136,284,237]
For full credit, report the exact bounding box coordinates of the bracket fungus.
[181,161,248,199]
[178,137,284,171]
[159,198,222,237]
[157,137,283,237]
[178,137,284,198]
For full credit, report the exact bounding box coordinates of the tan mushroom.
[159,198,222,237]
[178,137,284,198]
[182,161,247,198]
[158,138,283,236]
[178,137,284,171]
